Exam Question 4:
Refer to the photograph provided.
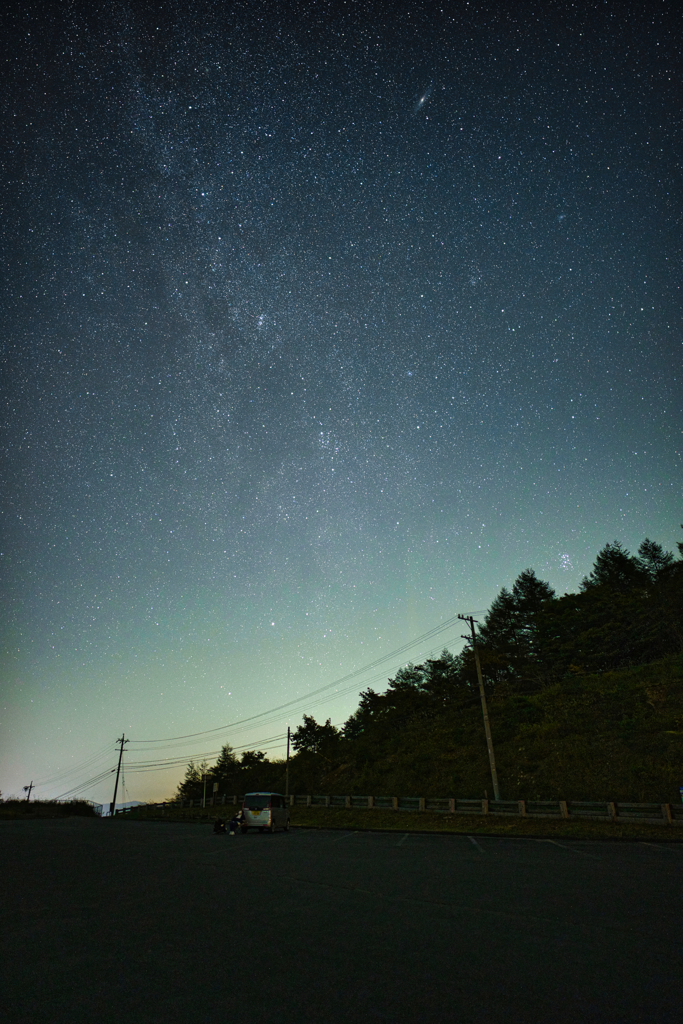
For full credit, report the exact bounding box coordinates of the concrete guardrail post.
[345,796,351,809]
[607,801,617,821]
[482,799,489,815]
[662,803,673,824]
[518,800,527,817]
[559,800,569,819]
[368,796,374,808]
[325,796,330,807]
[306,795,312,807]
[418,797,425,812]
[392,797,398,810]
[448,798,455,814]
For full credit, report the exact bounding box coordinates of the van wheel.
[240,826,248,834]
[285,819,290,832]
[268,822,276,834]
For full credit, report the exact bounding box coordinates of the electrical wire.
[130,613,467,746]
[126,742,289,773]
[41,611,493,799]
[54,768,116,801]
[45,684,521,798]
[125,683,502,778]
[33,743,116,789]
[124,732,290,772]
[113,628,469,781]
[126,686,513,779]
[123,627,466,765]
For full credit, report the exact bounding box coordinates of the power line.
[126,680,508,777]
[114,628,472,779]
[130,615,468,747]
[34,743,115,789]
[125,732,290,772]
[54,768,116,801]
[39,610,494,801]
[47,684,514,799]
[124,646,456,759]
[126,742,289,773]
[39,615,487,791]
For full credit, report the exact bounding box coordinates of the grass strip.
[0,800,98,819]
[120,803,683,842]
[288,806,683,841]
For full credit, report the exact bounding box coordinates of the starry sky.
[1,0,680,805]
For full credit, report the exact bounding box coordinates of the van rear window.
[244,796,270,810]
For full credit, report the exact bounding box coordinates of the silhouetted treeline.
[0,799,99,818]
[474,534,683,688]
[176,530,683,802]
[176,747,286,802]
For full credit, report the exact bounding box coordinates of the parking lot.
[1,819,681,1023]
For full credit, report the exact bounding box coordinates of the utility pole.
[110,734,128,816]
[459,615,501,801]
[202,773,207,809]
[285,726,290,798]
[23,781,34,802]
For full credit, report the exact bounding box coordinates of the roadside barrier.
[125,795,683,825]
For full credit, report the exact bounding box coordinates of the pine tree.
[581,541,645,592]
[636,538,675,581]
[477,569,555,689]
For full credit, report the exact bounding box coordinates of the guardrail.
[127,795,683,825]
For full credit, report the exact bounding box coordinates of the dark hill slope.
[300,655,683,802]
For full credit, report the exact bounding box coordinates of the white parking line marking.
[332,831,358,842]
[396,833,409,847]
[545,839,599,859]
[468,836,485,853]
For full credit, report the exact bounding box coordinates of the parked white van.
[241,792,290,833]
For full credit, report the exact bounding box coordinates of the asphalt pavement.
[1,818,681,1023]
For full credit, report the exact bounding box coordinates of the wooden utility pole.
[285,726,291,798]
[23,781,34,802]
[459,615,501,801]
[110,735,128,816]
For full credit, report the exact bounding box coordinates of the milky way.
[1,1,680,803]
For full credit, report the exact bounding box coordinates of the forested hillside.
[176,531,683,803]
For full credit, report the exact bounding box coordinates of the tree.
[343,691,380,740]
[511,569,556,647]
[213,744,238,775]
[175,759,209,799]
[637,536,683,657]
[637,539,675,581]
[477,569,556,689]
[477,587,516,664]
[208,744,240,792]
[421,649,472,709]
[235,750,277,792]
[292,715,339,755]
[581,541,645,592]
[540,535,683,674]
[240,750,266,768]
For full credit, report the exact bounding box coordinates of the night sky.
[2,1,680,805]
